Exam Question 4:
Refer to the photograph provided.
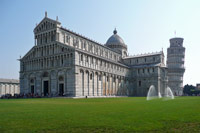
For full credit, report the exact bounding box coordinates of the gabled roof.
[33,16,61,33]
[20,41,75,61]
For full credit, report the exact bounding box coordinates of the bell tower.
[167,37,185,96]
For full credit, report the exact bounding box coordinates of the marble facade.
[20,13,169,97]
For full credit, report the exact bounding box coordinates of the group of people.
[0,93,42,99]
[0,92,66,99]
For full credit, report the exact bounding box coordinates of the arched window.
[30,79,34,84]
[43,72,48,77]
[59,76,64,81]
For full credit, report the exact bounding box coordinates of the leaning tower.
[167,37,185,96]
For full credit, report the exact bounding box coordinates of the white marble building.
[167,38,185,96]
[19,13,168,97]
[0,78,20,97]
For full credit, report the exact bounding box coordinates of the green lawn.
[0,97,200,133]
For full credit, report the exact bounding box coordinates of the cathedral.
[19,13,179,97]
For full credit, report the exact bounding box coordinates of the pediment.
[21,42,75,61]
[34,17,61,33]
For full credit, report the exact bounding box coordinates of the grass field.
[0,97,200,133]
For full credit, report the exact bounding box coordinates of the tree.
[183,84,196,95]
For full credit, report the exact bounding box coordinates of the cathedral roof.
[129,63,164,68]
[105,29,127,48]
[124,51,163,59]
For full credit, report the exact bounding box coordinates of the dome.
[105,29,126,47]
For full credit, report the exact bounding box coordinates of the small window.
[66,36,68,43]
[86,56,88,62]
[143,69,145,73]
[139,81,141,87]
[81,54,83,61]
[90,74,92,80]
[53,47,54,54]
[152,68,155,72]
[99,75,101,81]
[84,43,86,49]
[61,59,63,65]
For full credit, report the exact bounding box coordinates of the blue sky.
[0,0,199,85]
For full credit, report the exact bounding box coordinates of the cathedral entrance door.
[59,84,64,96]
[43,81,49,96]
[31,85,34,94]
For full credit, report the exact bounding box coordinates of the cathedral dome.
[105,29,126,48]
